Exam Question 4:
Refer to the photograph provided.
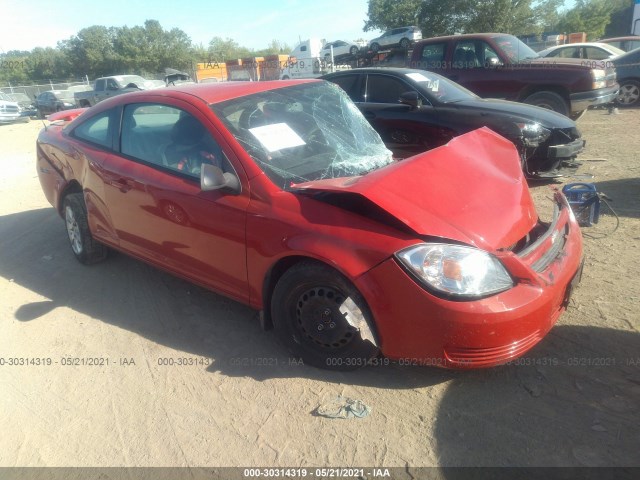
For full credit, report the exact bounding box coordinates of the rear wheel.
[523,91,569,116]
[349,46,358,56]
[271,262,379,370]
[399,38,410,49]
[616,80,640,107]
[370,42,380,53]
[63,193,108,265]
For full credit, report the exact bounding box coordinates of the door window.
[71,109,116,149]
[365,75,413,103]
[120,103,225,178]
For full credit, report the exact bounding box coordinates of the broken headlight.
[517,122,551,147]
[396,243,514,297]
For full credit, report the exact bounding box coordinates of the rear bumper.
[356,194,583,368]
[570,85,619,112]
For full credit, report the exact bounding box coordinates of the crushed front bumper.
[355,192,583,368]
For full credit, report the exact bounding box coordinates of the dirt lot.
[0,111,638,471]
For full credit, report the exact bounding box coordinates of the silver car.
[368,26,422,53]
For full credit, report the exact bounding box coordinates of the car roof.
[140,79,321,104]
[600,36,640,42]
[545,42,614,48]
[416,33,512,43]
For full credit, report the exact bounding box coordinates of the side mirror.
[399,91,422,109]
[201,163,241,194]
[486,57,503,68]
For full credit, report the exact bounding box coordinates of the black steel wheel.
[370,42,380,53]
[271,261,379,370]
[399,38,410,49]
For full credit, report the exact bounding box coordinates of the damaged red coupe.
[36,80,583,370]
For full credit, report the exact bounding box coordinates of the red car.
[36,80,583,370]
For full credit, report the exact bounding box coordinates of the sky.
[0,0,378,54]
[1,0,580,55]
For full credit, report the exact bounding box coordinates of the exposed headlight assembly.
[591,69,606,89]
[517,122,551,147]
[396,243,514,298]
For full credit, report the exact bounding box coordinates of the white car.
[0,92,21,124]
[321,40,360,60]
[538,42,625,60]
[368,26,422,53]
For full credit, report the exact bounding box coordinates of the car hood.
[292,127,537,251]
[446,98,575,128]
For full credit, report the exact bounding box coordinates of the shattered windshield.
[210,82,393,189]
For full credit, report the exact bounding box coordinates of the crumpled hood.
[292,128,538,251]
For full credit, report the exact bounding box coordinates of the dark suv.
[409,33,619,119]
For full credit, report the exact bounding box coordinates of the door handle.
[363,111,376,120]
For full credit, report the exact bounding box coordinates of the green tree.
[604,0,634,37]
[364,0,564,37]
[557,0,615,39]
[207,37,252,62]
[59,25,121,78]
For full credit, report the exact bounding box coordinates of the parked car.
[409,33,619,119]
[8,93,38,118]
[613,48,640,107]
[0,92,21,124]
[35,90,76,117]
[321,40,360,60]
[323,68,584,176]
[368,26,422,52]
[538,42,625,60]
[599,36,640,52]
[37,80,583,370]
[74,75,160,108]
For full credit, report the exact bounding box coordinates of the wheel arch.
[57,180,83,215]
[260,254,373,331]
[517,85,570,105]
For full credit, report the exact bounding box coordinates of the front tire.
[63,193,108,265]
[523,91,569,116]
[399,38,410,49]
[616,80,640,107]
[370,42,380,53]
[349,46,358,56]
[271,262,379,370]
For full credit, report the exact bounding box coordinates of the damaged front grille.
[506,200,569,273]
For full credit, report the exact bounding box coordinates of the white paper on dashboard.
[248,123,306,152]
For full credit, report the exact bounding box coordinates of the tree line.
[364,0,635,41]
[0,20,290,85]
[1,1,636,85]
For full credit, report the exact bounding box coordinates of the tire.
[349,46,358,56]
[63,193,108,265]
[281,75,290,80]
[36,108,44,119]
[370,42,380,53]
[399,38,410,49]
[523,91,569,116]
[271,261,380,371]
[616,80,640,107]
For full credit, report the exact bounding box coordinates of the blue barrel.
[562,183,600,227]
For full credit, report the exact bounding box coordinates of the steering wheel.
[239,106,265,129]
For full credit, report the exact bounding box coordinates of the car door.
[358,73,454,158]
[448,39,520,100]
[98,99,251,302]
